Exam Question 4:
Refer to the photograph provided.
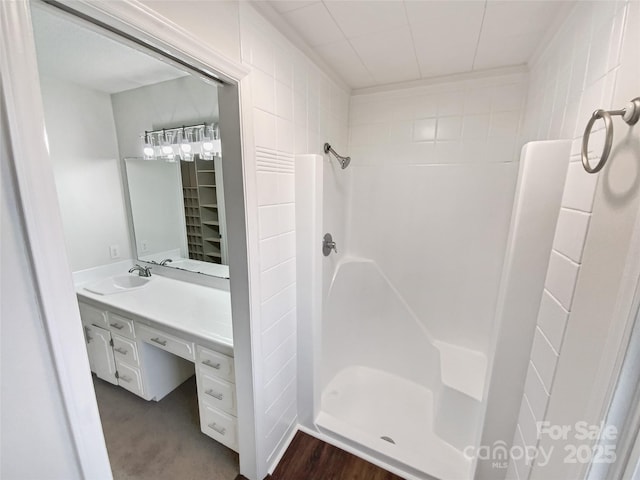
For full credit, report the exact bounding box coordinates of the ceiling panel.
[281,2,345,46]
[474,31,542,70]
[271,0,318,14]
[349,26,421,85]
[314,40,376,89]
[481,1,565,37]
[324,1,408,38]
[412,36,477,78]
[267,0,572,89]
[405,1,485,33]
[406,1,484,78]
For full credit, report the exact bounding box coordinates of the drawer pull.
[208,422,226,435]
[110,323,124,330]
[203,359,221,369]
[205,389,223,400]
[114,347,128,355]
[120,375,132,383]
[151,337,168,347]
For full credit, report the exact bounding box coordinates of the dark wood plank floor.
[268,431,405,480]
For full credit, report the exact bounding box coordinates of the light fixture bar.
[143,122,209,138]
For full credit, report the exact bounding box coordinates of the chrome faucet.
[159,258,173,266]
[128,264,152,277]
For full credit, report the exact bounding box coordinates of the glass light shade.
[200,126,215,160]
[143,145,154,160]
[161,131,176,162]
[180,129,194,162]
[142,133,155,160]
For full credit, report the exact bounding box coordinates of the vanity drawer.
[200,401,238,451]
[79,302,108,329]
[112,334,139,367]
[197,346,234,383]
[137,324,195,361]
[107,313,135,339]
[197,367,236,415]
[115,359,144,398]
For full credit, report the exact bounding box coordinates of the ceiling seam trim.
[319,0,376,85]
[471,0,488,71]
[402,0,423,79]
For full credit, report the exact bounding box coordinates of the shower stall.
[296,133,571,479]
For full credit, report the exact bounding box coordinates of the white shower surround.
[295,67,578,479]
[297,138,572,480]
[346,73,527,354]
[318,256,485,479]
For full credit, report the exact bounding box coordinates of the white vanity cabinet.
[83,322,118,385]
[77,284,236,453]
[79,301,146,397]
[195,346,238,451]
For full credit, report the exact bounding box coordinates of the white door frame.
[0,1,258,478]
[587,199,640,480]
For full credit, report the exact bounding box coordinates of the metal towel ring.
[581,97,640,174]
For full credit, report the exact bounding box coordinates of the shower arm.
[324,143,351,169]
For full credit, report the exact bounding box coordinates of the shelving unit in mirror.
[181,156,223,264]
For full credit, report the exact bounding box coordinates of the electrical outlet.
[109,244,120,259]
[141,240,149,252]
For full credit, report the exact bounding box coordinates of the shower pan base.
[316,365,472,480]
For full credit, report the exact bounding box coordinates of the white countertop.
[77,274,233,355]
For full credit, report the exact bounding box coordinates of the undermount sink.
[84,274,152,295]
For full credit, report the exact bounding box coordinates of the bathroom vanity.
[76,274,237,451]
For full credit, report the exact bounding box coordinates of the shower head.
[324,143,351,169]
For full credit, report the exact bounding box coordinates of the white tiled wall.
[238,3,350,472]
[506,2,634,479]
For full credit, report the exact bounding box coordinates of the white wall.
[1,97,81,480]
[507,2,640,479]
[124,159,185,257]
[346,74,526,353]
[40,76,132,271]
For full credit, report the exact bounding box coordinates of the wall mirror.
[116,67,230,279]
[121,110,230,277]
[125,153,230,278]
[31,4,232,279]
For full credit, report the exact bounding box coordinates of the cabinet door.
[84,324,117,385]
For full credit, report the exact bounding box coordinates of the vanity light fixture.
[139,123,218,162]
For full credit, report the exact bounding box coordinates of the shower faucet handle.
[323,233,338,256]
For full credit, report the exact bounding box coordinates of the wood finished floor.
[266,431,405,480]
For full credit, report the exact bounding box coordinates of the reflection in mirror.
[111,76,230,279]
[125,155,229,278]
[30,5,231,279]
